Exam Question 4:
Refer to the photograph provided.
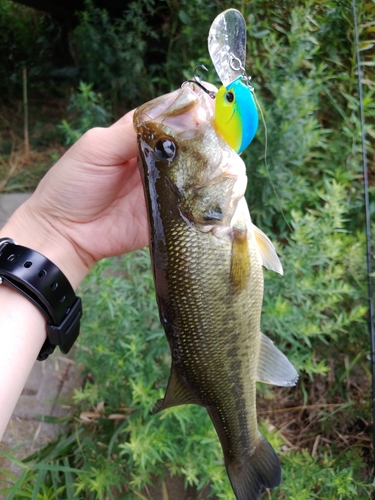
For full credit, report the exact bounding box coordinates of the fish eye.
[225,91,234,103]
[154,138,176,160]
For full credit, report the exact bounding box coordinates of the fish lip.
[134,87,195,125]
[133,83,216,138]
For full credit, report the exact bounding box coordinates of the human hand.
[0,110,148,288]
[0,83,218,288]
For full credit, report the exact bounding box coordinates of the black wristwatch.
[0,237,82,361]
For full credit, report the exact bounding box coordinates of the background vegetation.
[0,0,374,498]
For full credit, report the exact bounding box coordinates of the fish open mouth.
[133,82,216,139]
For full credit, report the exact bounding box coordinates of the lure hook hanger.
[229,54,254,91]
[182,64,217,99]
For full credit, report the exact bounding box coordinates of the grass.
[0,252,372,499]
[0,147,65,193]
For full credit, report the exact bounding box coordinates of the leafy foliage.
[237,1,374,371]
[1,0,374,497]
[0,253,372,499]
[57,82,110,145]
[0,0,65,95]
[274,448,371,499]
[72,0,158,109]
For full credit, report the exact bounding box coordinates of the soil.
[257,363,373,480]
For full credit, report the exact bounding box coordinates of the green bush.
[0,253,371,499]
[275,448,371,499]
[57,82,111,145]
[0,0,63,95]
[53,248,374,499]
[240,0,374,379]
[72,0,158,110]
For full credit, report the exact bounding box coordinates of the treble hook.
[182,64,217,99]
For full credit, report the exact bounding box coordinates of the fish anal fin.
[152,365,198,414]
[256,332,298,387]
[230,227,251,294]
[253,224,283,275]
[226,434,281,500]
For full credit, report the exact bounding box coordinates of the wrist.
[0,196,90,289]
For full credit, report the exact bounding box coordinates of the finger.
[73,121,139,166]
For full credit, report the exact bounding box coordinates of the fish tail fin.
[225,435,281,500]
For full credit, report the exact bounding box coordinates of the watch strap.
[0,239,82,361]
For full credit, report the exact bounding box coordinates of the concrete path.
[0,193,81,483]
[0,193,31,228]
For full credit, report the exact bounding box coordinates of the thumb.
[70,118,138,167]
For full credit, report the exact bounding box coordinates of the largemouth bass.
[133,82,298,500]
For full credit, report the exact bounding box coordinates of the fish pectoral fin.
[230,227,251,293]
[152,365,199,414]
[253,224,283,275]
[256,332,298,387]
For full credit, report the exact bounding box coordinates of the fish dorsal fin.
[256,332,298,387]
[252,225,283,275]
[152,365,199,414]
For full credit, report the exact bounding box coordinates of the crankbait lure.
[208,9,258,154]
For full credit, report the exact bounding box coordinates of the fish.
[133,82,298,500]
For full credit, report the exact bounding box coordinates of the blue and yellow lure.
[214,77,258,154]
[208,9,258,154]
